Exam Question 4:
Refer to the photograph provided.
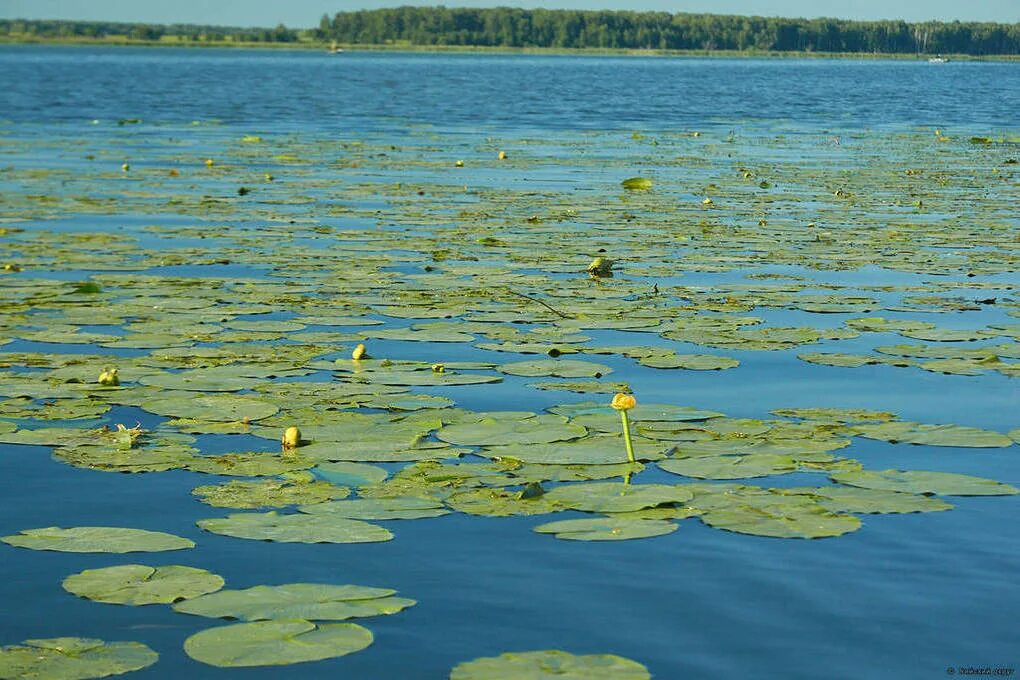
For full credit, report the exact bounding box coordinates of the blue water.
[2,46,1019,134]
[0,46,1018,680]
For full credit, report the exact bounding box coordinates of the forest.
[3,8,1019,55]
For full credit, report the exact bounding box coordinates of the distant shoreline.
[2,36,1017,61]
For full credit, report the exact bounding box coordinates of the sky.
[2,0,1018,27]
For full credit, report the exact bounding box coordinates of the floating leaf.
[481,436,669,464]
[831,469,1019,496]
[498,359,612,378]
[299,497,449,520]
[542,482,692,513]
[140,394,278,422]
[192,479,349,509]
[621,177,653,191]
[700,497,861,539]
[63,564,224,605]
[0,637,158,679]
[197,512,393,544]
[437,415,586,446]
[186,453,315,476]
[2,526,194,553]
[450,649,651,679]
[658,454,798,480]
[781,487,954,514]
[183,620,372,668]
[638,353,739,370]
[173,583,414,621]
[313,461,389,487]
[533,517,678,542]
[852,422,1014,448]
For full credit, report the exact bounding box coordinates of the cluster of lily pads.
[1,121,1017,677]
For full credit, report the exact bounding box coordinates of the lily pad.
[533,517,678,542]
[140,394,278,422]
[437,415,586,446]
[542,482,693,513]
[299,497,450,520]
[482,437,669,464]
[313,461,389,487]
[450,649,651,679]
[498,359,612,378]
[192,479,349,509]
[0,637,158,679]
[830,469,1019,496]
[183,619,372,668]
[782,486,954,514]
[851,422,1014,448]
[700,497,861,539]
[658,454,799,480]
[2,526,194,553]
[638,353,739,370]
[197,512,393,544]
[173,583,414,621]
[63,564,225,605]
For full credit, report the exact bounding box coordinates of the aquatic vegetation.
[183,620,373,668]
[2,527,195,553]
[0,638,158,678]
[172,583,415,622]
[63,564,225,606]
[449,649,651,679]
[0,116,1016,677]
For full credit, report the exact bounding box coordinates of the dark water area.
[2,46,1019,134]
[0,46,1017,680]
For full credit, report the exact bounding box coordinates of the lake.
[0,46,1017,679]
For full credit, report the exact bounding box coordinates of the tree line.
[3,9,1019,55]
[320,8,1019,55]
[0,19,300,43]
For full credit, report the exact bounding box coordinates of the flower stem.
[620,410,636,463]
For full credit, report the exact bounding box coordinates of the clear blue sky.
[2,0,1017,26]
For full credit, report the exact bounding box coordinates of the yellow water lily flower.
[281,426,301,450]
[611,393,636,411]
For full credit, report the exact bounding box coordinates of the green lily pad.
[529,381,632,394]
[313,461,389,487]
[197,512,393,544]
[185,453,316,476]
[830,469,1019,496]
[450,649,651,679]
[621,177,654,191]
[700,497,861,539]
[0,637,158,679]
[138,371,260,392]
[437,415,586,446]
[533,517,678,542]
[192,479,349,509]
[482,436,669,465]
[782,486,954,514]
[2,526,194,553]
[771,408,897,424]
[498,359,612,378]
[299,497,450,520]
[542,482,693,513]
[140,394,278,422]
[638,353,739,370]
[658,454,799,480]
[183,620,372,668]
[173,583,414,621]
[851,422,1014,448]
[62,564,224,605]
[444,487,564,517]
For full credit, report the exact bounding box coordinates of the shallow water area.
[0,46,1018,679]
